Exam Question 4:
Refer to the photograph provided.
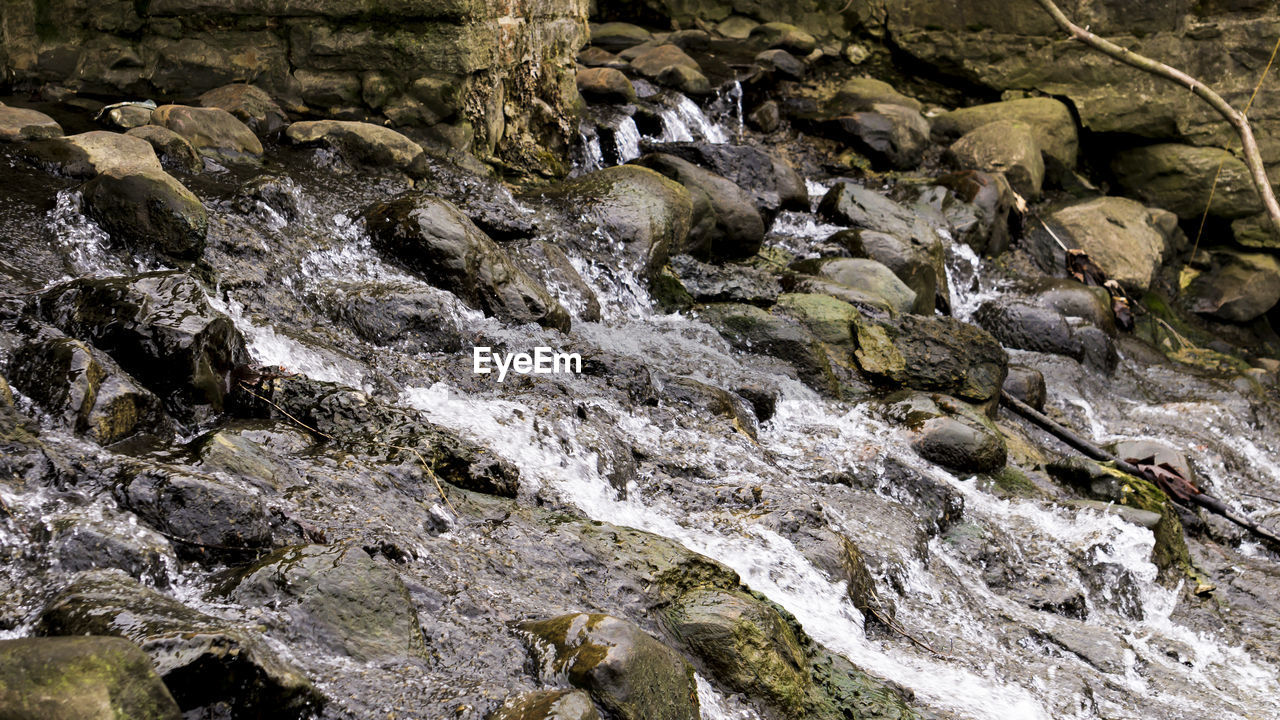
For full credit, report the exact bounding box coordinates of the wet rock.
[747,100,781,132]
[518,613,699,720]
[1065,500,1162,530]
[38,570,322,719]
[657,64,712,95]
[26,131,162,178]
[946,120,1044,199]
[318,279,470,349]
[535,165,692,278]
[933,170,1015,254]
[698,303,838,395]
[669,29,710,50]
[629,44,702,81]
[785,275,895,320]
[8,336,171,445]
[35,272,249,421]
[226,543,427,662]
[1037,621,1128,674]
[0,636,181,720]
[974,298,1117,372]
[1003,365,1046,411]
[1031,278,1116,335]
[150,104,263,163]
[827,77,923,114]
[197,83,288,136]
[286,120,428,177]
[830,228,942,314]
[716,16,759,39]
[633,153,765,260]
[665,589,809,717]
[755,49,806,79]
[1109,439,1194,482]
[1048,197,1173,292]
[833,104,930,170]
[81,167,208,261]
[661,376,758,435]
[125,126,203,173]
[1111,143,1260,220]
[0,105,63,141]
[43,509,174,587]
[931,97,1078,171]
[669,254,780,305]
[749,22,817,54]
[792,257,917,315]
[854,314,1007,402]
[364,194,571,331]
[512,240,603,322]
[885,392,1007,474]
[773,292,860,350]
[1185,249,1280,322]
[489,689,601,720]
[114,463,274,560]
[764,510,891,622]
[577,67,637,104]
[579,46,621,67]
[190,419,312,490]
[590,22,652,51]
[657,143,808,220]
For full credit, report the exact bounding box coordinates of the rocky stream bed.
[2,4,1280,720]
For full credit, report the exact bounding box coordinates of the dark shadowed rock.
[1003,365,1046,411]
[854,314,1007,402]
[1185,249,1280,323]
[669,254,780,305]
[633,153,765,260]
[81,167,208,261]
[41,509,174,587]
[884,392,1007,474]
[699,303,838,395]
[656,143,808,221]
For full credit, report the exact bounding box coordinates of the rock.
[285,120,427,177]
[854,314,1007,402]
[489,690,602,720]
[42,509,174,587]
[1110,439,1194,483]
[579,46,621,67]
[884,393,1007,473]
[1185,249,1280,322]
[633,153,765,260]
[26,131,162,177]
[716,16,759,39]
[1003,365,1046,411]
[665,589,810,717]
[590,22,652,51]
[190,420,312,489]
[518,613,699,720]
[124,126,203,173]
[784,275,895,320]
[150,104,263,163]
[0,636,181,720]
[661,376,759,435]
[363,194,570,331]
[669,29,711,50]
[656,143,808,221]
[699,303,838,395]
[773,293,860,351]
[931,97,1078,170]
[629,44,700,77]
[1030,278,1117,335]
[834,104,930,170]
[669,254,780,305]
[946,120,1044,199]
[101,103,155,130]
[226,543,426,662]
[1111,144,1260,220]
[830,228,942,314]
[934,170,1015,254]
[536,165,692,278]
[38,570,322,719]
[792,258,917,315]
[755,49,806,79]
[81,167,208,261]
[749,22,817,54]
[748,101,781,132]
[577,67,637,104]
[657,64,712,95]
[1065,500,1162,530]
[1048,197,1173,292]
[827,77,923,113]
[36,272,249,421]
[817,183,950,281]
[197,83,288,136]
[8,337,170,445]
[0,105,62,141]
[974,298,1117,372]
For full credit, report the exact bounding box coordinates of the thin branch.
[1033,0,1280,240]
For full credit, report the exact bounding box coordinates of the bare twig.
[1032,0,1280,240]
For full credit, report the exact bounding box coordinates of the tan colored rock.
[151,105,263,162]
[947,120,1045,199]
[0,105,63,142]
[1050,197,1172,292]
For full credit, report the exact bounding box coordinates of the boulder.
[125,126,203,173]
[716,16,759,39]
[665,589,810,717]
[0,636,181,720]
[785,275,895,320]
[854,314,1008,402]
[931,97,1078,170]
[657,64,712,95]
[628,45,705,93]
[577,67,637,104]
[833,103,930,170]
[490,690,601,720]
[633,153,765,260]
[1003,365,1046,411]
[975,299,1118,372]
[946,120,1044,199]
[656,143,808,220]
[699,303,838,395]
[226,543,427,662]
[197,84,288,136]
[669,254,780,305]
[518,613,699,720]
[100,103,155,130]
[827,77,923,113]
[42,509,174,587]
[150,104,263,163]
[81,167,208,261]
[755,49,806,79]
[8,337,171,445]
[363,194,571,331]
[37,570,322,719]
[829,228,942,314]
[512,241,603,322]
[1048,197,1172,292]
[1110,144,1260,220]
[285,120,427,176]
[1185,249,1280,322]
[792,258,917,315]
[1030,278,1117,335]
[0,105,62,141]
[590,22,652,51]
[579,46,622,67]
[26,131,162,177]
[536,165,693,278]
[773,293,860,351]
[747,101,781,132]
[749,22,817,54]
[35,272,249,421]
[884,393,1007,474]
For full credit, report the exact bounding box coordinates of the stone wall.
[1,0,589,172]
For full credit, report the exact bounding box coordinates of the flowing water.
[2,85,1280,720]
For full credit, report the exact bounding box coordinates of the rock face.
[0,636,182,720]
[363,194,571,331]
[1110,144,1261,220]
[931,97,1077,171]
[854,314,1008,402]
[519,613,699,720]
[0,0,587,172]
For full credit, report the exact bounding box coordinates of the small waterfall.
[612,115,642,163]
[649,93,730,144]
